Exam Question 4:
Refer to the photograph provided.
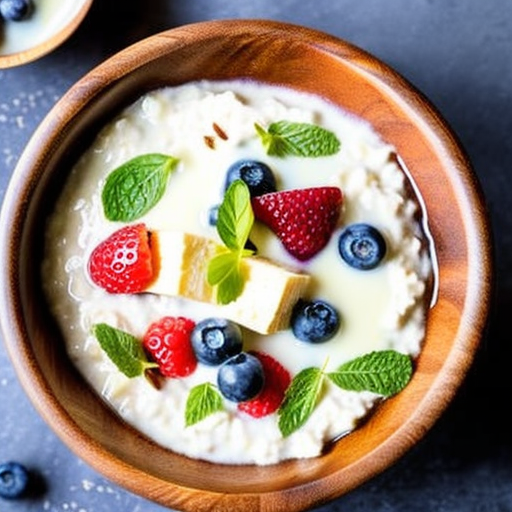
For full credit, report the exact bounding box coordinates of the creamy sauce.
[42,80,432,465]
[0,0,88,55]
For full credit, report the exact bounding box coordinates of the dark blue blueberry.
[291,299,340,343]
[191,318,243,366]
[207,205,220,226]
[338,223,387,270]
[0,0,33,21]
[217,352,264,402]
[0,461,29,499]
[225,160,277,197]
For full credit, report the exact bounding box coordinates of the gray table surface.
[0,1,510,511]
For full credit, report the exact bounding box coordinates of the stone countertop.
[0,1,510,511]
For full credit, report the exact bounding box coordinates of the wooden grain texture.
[0,0,93,69]
[0,19,493,512]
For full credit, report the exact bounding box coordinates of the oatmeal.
[42,80,432,465]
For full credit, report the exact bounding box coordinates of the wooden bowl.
[0,0,93,68]
[0,20,492,512]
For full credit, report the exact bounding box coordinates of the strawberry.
[88,223,154,294]
[143,316,197,378]
[251,187,342,261]
[238,351,291,418]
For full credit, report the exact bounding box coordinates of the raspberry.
[238,351,291,418]
[143,316,197,378]
[252,187,342,261]
[88,223,154,294]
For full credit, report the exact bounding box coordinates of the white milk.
[0,0,89,55]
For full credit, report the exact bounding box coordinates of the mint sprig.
[207,180,255,304]
[328,350,413,396]
[102,153,179,222]
[278,367,325,438]
[255,120,341,158]
[278,350,413,437]
[92,323,157,378]
[185,382,223,426]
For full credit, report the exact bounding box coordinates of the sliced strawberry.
[238,351,291,418]
[88,223,154,294]
[251,187,342,261]
[143,316,197,378]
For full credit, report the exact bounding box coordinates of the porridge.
[42,80,433,465]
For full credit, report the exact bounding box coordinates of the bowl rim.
[0,0,94,69]
[0,18,493,512]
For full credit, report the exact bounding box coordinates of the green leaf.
[255,121,341,158]
[92,323,156,378]
[207,251,239,285]
[102,153,179,222]
[216,179,254,251]
[207,251,244,305]
[185,382,223,426]
[216,263,244,305]
[327,350,413,396]
[278,367,325,437]
[206,180,254,305]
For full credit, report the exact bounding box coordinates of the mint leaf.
[102,153,179,222]
[207,180,254,304]
[185,382,223,426]
[255,121,341,158]
[207,251,239,285]
[207,251,245,305]
[327,350,413,396]
[92,323,157,378]
[216,179,254,250]
[278,367,325,437]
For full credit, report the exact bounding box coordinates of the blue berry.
[191,318,243,366]
[0,0,33,21]
[207,205,220,226]
[225,160,277,197]
[217,352,264,402]
[291,299,340,343]
[338,223,387,270]
[0,461,29,499]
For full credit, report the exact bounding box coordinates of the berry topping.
[338,223,387,270]
[143,316,197,378]
[0,461,29,499]
[217,352,265,403]
[88,223,154,294]
[291,299,340,343]
[0,0,33,21]
[191,318,243,366]
[238,352,291,418]
[252,187,342,261]
[207,204,220,226]
[225,160,277,197]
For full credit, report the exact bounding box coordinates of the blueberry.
[225,160,277,197]
[207,205,220,226]
[291,299,340,343]
[0,461,29,499]
[0,0,33,21]
[191,318,243,366]
[338,223,387,270]
[217,352,265,402]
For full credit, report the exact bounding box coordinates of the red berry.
[88,223,154,294]
[143,316,197,378]
[251,187,342,261]
[238,351,291,418]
